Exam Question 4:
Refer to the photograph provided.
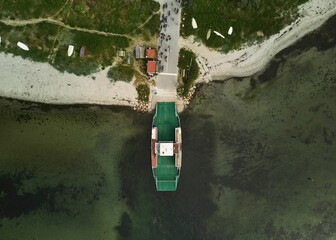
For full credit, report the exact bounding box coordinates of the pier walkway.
[151,0,184,112]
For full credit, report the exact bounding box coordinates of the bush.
[107,65,135,82]
[52,54,99,76]
[136,85,150,102]
[178,48,199,97]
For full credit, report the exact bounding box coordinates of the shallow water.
[185,45,336,239]
[0,103,149,239]
[1,17,336,240]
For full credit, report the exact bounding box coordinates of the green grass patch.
[136,14,160,41]
[52,52,100,76]
[63,0,160,34]
[181,0,309,51]
[107,65,135,83]
[136,85,150,102]
[0,0,65,19]
[0,22,59,63]
[142,14,161,36]
[71,31,130,69]
[178,48,199,97]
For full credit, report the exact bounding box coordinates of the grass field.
[0,0,65,19]
[63,0,160,34]
[0,0,160,76]
[181,0,309,51]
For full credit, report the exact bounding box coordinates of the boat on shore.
[79,46,86,58]
[17,42,29,51]
[67,45,74,56]
[151,102,182,191]
[228,26,233,35]
[192,18,198,29]
[213,30,225,39]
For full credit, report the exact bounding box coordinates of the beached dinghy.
[67,45,74,56]
[192,18,198,29]
[213,31,225,39]
[79,46,86,58]
[206,29,211,40]
[17,42,29,51]
[228,26,233,35]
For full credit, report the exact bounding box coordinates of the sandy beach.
[180,0,336,83]
[0,0,335,108]
[0,53,138,106]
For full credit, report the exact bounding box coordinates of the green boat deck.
[152,102,180,191]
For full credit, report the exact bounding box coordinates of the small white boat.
[228,26,233,35]
[206,29,211,40]
[192,18,198,29]
[17,42,29,51]
[67,45,74,56]
[213,31,225,39]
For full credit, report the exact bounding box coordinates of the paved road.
[151,0,182,110]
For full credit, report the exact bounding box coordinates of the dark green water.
[1,17,336,240]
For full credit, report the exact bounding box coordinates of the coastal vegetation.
[136,84,150,102]
[0,0,65,19]
[177,48,199,97]
[107,65,135,83]
[0,0,160,75]
[181,0,309,51]
[63,0,159,34]
[53,54,100,76]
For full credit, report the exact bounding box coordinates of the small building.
[127,53,133,65]
[147,61,157,75]
[146,48,156,59]
[118,50,126,57]
[135,45,145,59]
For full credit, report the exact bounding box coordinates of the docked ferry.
[151,102,182,191]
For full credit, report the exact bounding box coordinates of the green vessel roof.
[152,102,180,191]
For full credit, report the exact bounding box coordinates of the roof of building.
[146,48,156,59]
[118,50,125,57]
[147,61,156,74]
[135,45,145,59]
[135,46,140,59]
